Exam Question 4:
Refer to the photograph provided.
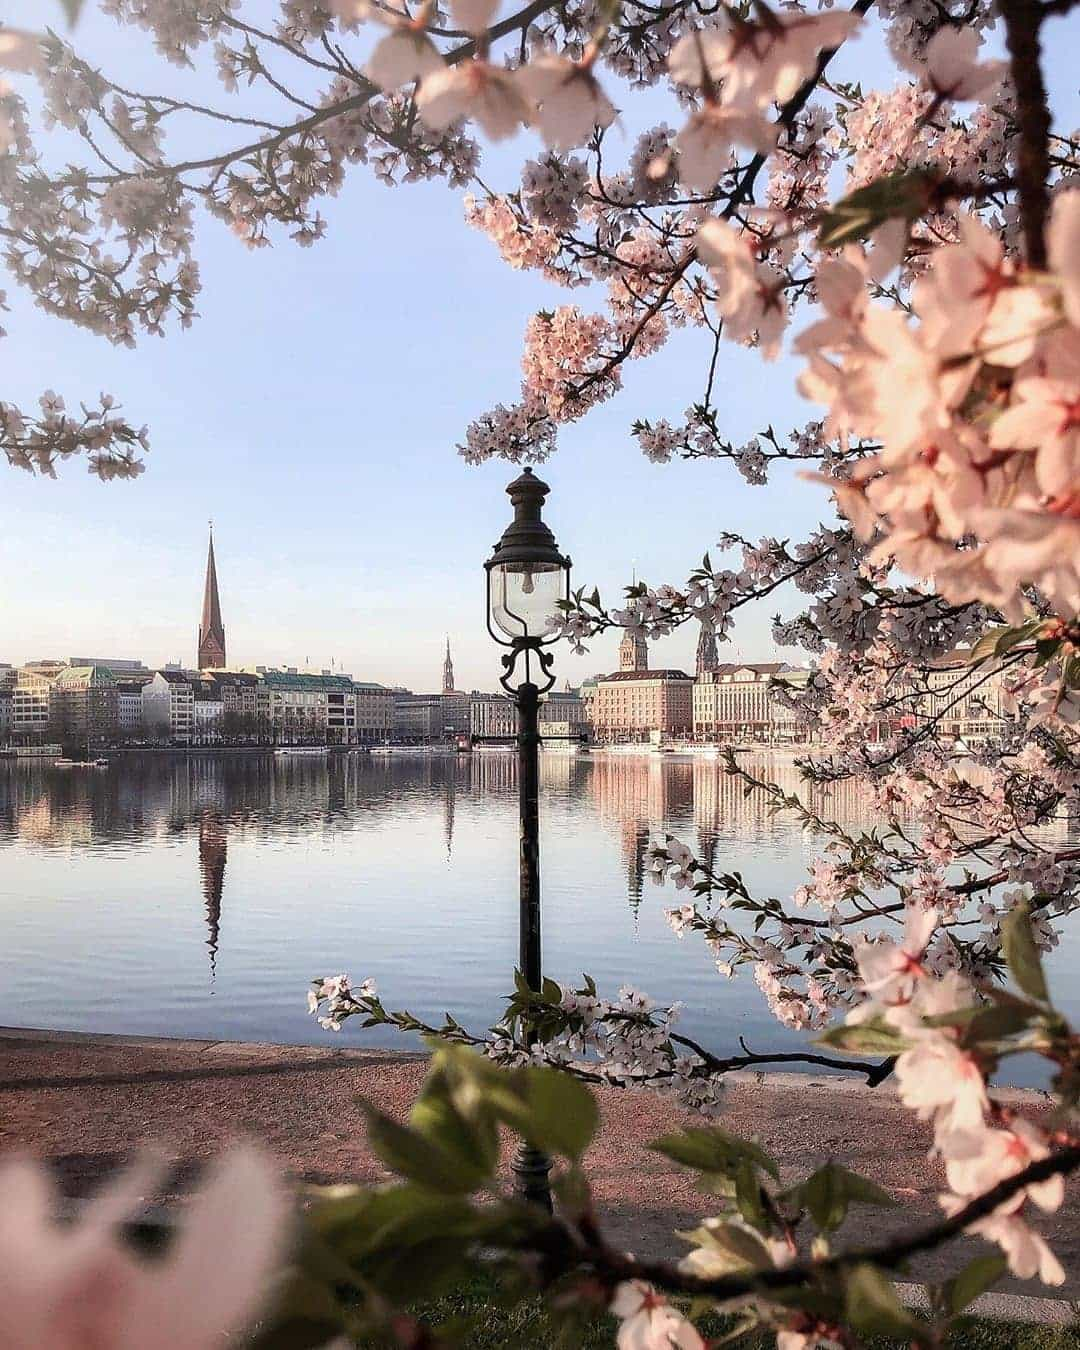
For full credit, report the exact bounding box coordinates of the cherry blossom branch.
[552,1143,1080,1301]
[999,0,1053,267]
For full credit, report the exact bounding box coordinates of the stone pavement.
[0,1028,1076,1311]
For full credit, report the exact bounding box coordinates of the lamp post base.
[511,1141,553,1211]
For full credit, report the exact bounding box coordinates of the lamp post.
[485,468,572,1212]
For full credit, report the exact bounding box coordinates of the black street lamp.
[485,467,572,1211]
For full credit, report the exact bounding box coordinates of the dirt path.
[1,1028,1075,1302]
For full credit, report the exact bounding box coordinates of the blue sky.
[2,2,1076,691]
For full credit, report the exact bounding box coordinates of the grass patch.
[362,1273,1079,1348]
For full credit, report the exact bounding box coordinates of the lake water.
[1,750,1076,1086]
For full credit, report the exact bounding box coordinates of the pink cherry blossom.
[1048,190,1080,328]
[904,27,1005,102]
[365,28,444,93]
[417,59,530,140]
[853,904,938,1002]
[988,327,1080,495]
[515,56,615,151]
[945,1120,1065,1213]
[675,103,776,190]
[611,1281,705,1350]
[450,0,499,36]
[0,1147,289,1349]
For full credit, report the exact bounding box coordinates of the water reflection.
[0,750,1075,1085]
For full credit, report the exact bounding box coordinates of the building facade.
[142,670,195,743]
[116,681,147,736]
[191,678,225,744]
[352,681,395,743]
[208,671,262,737]
[0,687,11,742]
[593,669,693,742]
[48,665,119,747]
[692,663,787,742]
[12,662,66,741]
[918,659,1010,744]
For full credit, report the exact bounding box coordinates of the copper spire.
[197,525,227,670]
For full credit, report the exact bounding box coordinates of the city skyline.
[4,525,773,689]
[0,0,860,691]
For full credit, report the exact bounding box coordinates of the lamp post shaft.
[512,680,553,1210]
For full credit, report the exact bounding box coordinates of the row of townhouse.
[469,687,590,743]
[589,657,1011,747]
[0,660,396,748]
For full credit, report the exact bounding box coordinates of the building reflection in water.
[3,749,1070,983]
[198,810,227,980]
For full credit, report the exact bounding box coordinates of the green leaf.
[520,1066,599,1160]
[943,1253,1008,1315]
[817,1019,910,1055]
[788,1163,896,1232]
[844,1263,921,1339]
[818,170,932,249]
[649,1126,779,1180]
[677,1220,772,1274]
[733,1158,769,1232]
[1002,901,1049,1003]
[410,1090,499,1179]
[360,1102,489,1194]
[961,1003,1036,1045]
[969,626,1012,664]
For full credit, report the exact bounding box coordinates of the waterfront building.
[206,671,262,738]
[197,526,227,671]
[49,665,119,747]
[918,656,1011,745]
[767,668,815,744]
[543,685,589,730]
[593,669,693,742]
[116,681,147,737]
[12,662,66,740]
[470,692,516,740]
[142,669,195,743]
[0,664,16,691]
[470,685,590,742]
[351,681,395,743]
[692,662,787,742]
[191,678,225,744]
[255,668,362,744]
[0,687,11,741]
[69,657,151,679]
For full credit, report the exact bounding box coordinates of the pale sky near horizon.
[2,2,1077,692]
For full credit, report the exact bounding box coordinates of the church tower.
[197,526,227,671]
[695,625,719,676]
[619,628,648,672]
[442,638,455,695]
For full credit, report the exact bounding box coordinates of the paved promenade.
[0,1029,1076,1313]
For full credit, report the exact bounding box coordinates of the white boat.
[274,746,330,756]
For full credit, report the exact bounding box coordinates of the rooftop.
[599,669,693,683]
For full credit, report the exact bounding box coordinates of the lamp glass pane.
[490,561,565,640]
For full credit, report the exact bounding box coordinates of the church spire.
[695,625,719,676]
[442,637,455,695]
[197,524,227,670]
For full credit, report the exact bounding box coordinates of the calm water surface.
[1,750,1076,1085]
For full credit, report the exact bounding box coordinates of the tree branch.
[1000,0,1053,268]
